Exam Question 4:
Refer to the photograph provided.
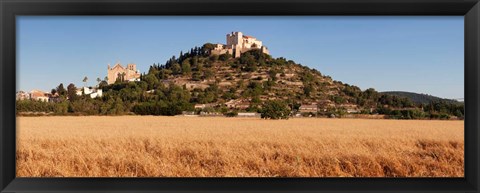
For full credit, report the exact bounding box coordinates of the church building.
[107,62,141,84]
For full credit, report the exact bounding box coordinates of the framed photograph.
[1,0,479,192]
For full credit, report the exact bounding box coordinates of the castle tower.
[226,32,243,48]
[226,32,243,58]
[235,32,242,46]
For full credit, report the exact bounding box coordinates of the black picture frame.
[1,0,479,192]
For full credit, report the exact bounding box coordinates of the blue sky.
[17,16,464,99]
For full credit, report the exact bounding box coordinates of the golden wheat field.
[16,116,464,177]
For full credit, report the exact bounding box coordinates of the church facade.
[107,63,141,84]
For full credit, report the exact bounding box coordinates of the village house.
[107,62,141,84]
[237,112,261,117]
[29,90,49,102]
[347,108,359,113]
[339,104,360,113]
[199,111,223,116]
[16,91,30,101]
[299,104,318,113]
[225,99,250,110]
[194,103,216,109]
[210,31,269,58]
[181,111,196,116]
[194,104,205,109]
[236,103,250,110]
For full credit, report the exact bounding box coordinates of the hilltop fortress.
[211,32,269,58]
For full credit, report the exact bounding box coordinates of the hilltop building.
[107,62,141,84]
[211,31,269,58]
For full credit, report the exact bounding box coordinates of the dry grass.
[16,116,464,177]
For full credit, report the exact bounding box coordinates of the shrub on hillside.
[260,100,290,120]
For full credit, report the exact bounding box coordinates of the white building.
[237,112,261,117]
[29,89,49,102]
[77,87,103,99]
[16,91,30,101]
[299,105,318,113]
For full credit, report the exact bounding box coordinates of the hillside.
[136,45,411,115]
[382,91,461,105]
[16,43,465,120]
[121,43,463,119]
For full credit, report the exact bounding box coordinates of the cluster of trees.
[382,91,459,104]
[17,100,60,114]
[336,84,464,119]
[260,100,290,119]
[340,85,414,109]
[132,83,193,115]
[422,101,464,119]
[376,105,463,120]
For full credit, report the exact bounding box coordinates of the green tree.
[225,111,238,117]
[192,56,199,67]
[197,63,204,72]
[98,80,108,89]
[204,69,215,80]
[303,84,313,97]
[83,76,88,87]
[181,60,192,75]
[56,83,67,96]
[268,69,278,81]
[143,74,159,90]
[96,77,101,86]
[260,100,290,120]
[111,97,125,115]
[121,72,126,81]
[54,101,69,114]
[202,43,215,54]
[244,81,264,97]
[191,72,201,81]
[171,63,182,75]
[219,53,231,61]
[67,83,78,101]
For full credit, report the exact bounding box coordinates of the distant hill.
[381,91,461,105]
[127,43,464,118]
